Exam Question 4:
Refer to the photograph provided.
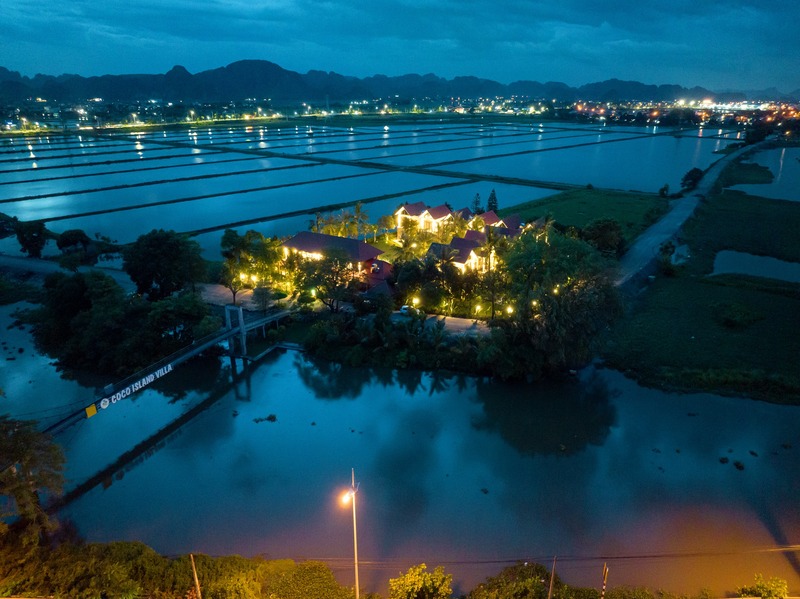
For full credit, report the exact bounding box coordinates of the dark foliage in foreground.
[0,534,352,599]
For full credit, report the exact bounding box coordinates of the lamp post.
[340,468,360,599]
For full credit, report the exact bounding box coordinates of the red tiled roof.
[463,229,487,244]
[426,204,452,220]
[500,213,522,230]
[428,242,470,264]
[396,201,427,217]
[480,210,501,226]
[282,231,383,262]
[450,236,482,253]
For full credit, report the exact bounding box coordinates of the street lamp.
[340,468,360,599]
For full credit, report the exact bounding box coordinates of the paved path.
[615,140,767,287]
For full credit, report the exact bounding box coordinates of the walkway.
[615,140,767,287]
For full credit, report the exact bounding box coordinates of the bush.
[737,574,788,599]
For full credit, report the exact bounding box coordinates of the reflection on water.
[1,122,733,255]
[712,250,800,283]
[49,351,799,596]
[474,371,616,456]
[734,147,800,202]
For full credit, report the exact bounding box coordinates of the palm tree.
[377,215,395,240]
[365,223,380,242]
[309,212,323,233]
[320,213,339,236]
[469,215,486,232]
[384,235,419,263]
[353,201,369,239]
[338,209,356,238]
[451,213,469,238]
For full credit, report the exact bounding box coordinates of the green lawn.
[503,188,669,243]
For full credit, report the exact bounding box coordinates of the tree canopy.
[13,219,48,258]
[32,270,217,375]
[220,229,282,303]
[681,167,704,190]
[389,563,453,599]
[0,415,64,549]
[297,248,363,313]
[468,562,560,599]
[123,229,205,300]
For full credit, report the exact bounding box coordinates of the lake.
[1,304,798,597]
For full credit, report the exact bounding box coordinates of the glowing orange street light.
[340,468,360,599]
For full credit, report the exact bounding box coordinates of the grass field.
[503,188,669,243]
[681,191,800,273]
[602,153,800,403]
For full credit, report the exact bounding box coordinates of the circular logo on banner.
[100,398,110,410]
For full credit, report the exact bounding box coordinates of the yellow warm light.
[412,297,420,306]
[341,490,353,505]
[553,287,559,294]
[506,306,514,314]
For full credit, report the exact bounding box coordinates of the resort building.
[281,231,383,272]
[394,202,453,237]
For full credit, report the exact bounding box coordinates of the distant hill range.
[1,60,797,104]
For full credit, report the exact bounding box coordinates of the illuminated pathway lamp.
[340,468,360,599]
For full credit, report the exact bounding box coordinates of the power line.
[257,544,800,568]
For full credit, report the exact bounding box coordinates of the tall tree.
[220,261,248,305]
[353,201,369,239]
[123,229,205,300]
[487,188,498,213]
[298,249,362,313]
[377,214,396,240]
[471,193,483,215]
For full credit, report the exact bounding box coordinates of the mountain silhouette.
[1,60,795,104]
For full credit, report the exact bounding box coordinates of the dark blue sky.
[5,0,799,92]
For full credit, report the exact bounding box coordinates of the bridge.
[43,306,290,437]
